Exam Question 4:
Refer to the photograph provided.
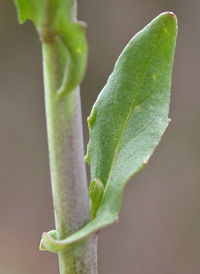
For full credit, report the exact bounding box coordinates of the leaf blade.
[86,12,177,219]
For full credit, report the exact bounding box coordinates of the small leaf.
[40,12,178,253]
[89,178,105,219]
[13,0,88,95]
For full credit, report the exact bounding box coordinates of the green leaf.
[89,178,105,219]
[40,12,178,253]
[13,0,88,96]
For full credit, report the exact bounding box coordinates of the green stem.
[42,34,97,274]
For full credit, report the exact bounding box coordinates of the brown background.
[1,0,200,273]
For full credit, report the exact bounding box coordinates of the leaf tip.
[115,216,119,223]
[166,11,176,18]
[56,87,68,98]
[87,112,96,130]
[143,160,149,167]
[13,0,26,24]
[39,230,58,252]
[162,11,178,25]
[84,153,90,165]
[39,232,48,251]
[79,21,88,29]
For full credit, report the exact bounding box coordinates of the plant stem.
[42,30,97,274]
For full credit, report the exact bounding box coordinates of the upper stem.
[42,35,97,274]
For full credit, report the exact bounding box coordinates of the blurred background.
[0,0,200,273]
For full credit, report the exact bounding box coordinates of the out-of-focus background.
[0,1,200,273]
